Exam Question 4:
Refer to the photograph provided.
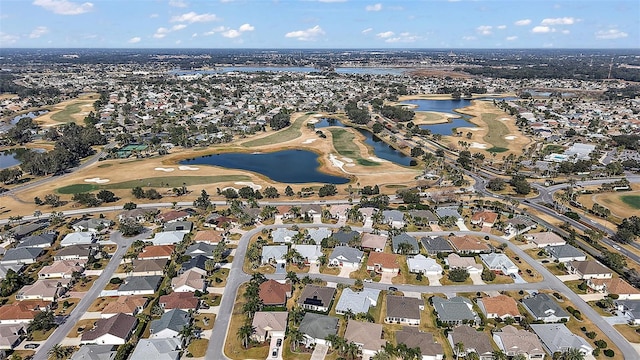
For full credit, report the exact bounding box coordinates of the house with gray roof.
[522,293,570,323]
[616,300,640,325]
[335,288,380,315]
[396,326,444,360]
[297,285,336,313]
[392,233,420,254]
[60,232,96,247]
[344,320,386,358]
[298,313,338,347]
[117,276,162,296]
[150,231,186,246]
[0,247,43,265]
[307,228,332,245]
[385,295,424,326]
[328,246,364,268]
[16,233,57,248]
[480,253,519,275]
[382,210,406,228]
[72,219,113,233]
[70,345,116,360]
[448,325,494,360]
[407,255,442,275]
[184,242,215,259]
[292,244,323,264]
[271,228,297,243]
[546,244,586,262]
[163,221,193,233]
[492,325,545,360]
[81,313,137,345]
[0,264,24,280]
[432,296,479,325]
[409,210,439,225]
[150,309,190,339]
[54,244,95,261]
[529,323,593,356]
[420,236,453,255]
[129,338,181,360]
[435,206,462,220]
[6,222,48,241]
[331,230,361,246]
[261,245,287,266]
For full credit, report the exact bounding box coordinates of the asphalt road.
[31,229,150,360]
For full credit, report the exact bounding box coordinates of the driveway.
[579,293,606,302]
[511,273,528,284]
[557,274,581,281]
[313,214,323,224]
[337,266,353,278]
[426,273,442,286]
[310,343,329,360]
[274,262,286,274]
[268,336,284,360]
[469,273,485,285]
[308,263,320,274]
[456,220,469,231]
[379,272,395,284]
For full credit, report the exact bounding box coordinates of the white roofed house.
[261,245,287,267]
[328,246,364,268]
[335,288,380,315]
[60,232,96,247]
[524,232,565,248]
[292,244,323,265]
[480,253,519,275]
[407,255,443,275]
[150,231,186,246]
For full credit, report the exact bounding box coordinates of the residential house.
[470,211,498,228]
[392,233,420,254]
[522,293,570,323]
[16,232,57,248]
[184,242,216,259]
[54,244,95,261]
[292,244,323,264]
[382,210,406,228]
[15,278,71,302]
[258,280,292,307]
[307,228,332,245]
[529,323,594,356]
[298,313,338,347]
[251,311,288,343]
[395,326,444,360]
[344,320,385,358]
[72,219,113,233]
[587,278,640,300]
[261,245,288,268]
[150,231,186,246]
[0,264,23,280]
[192,230,223,245]
[449,235,491,254]
[149,309,191,339]
[1,247,43,265]
[477,295,521,320]
[420,236,453,255]
[524,232,566,248]
[446,254,483,274]
[0,324,25,352]
[38,260,86,279]
[335,288,380,315]
[0,302,39,324]
[328,204,350,221]
[163,221,193,233]
[157,210,189,223]
[297,285,336,313]
[271,228,297,243]
[448,325,494,360]
[179,255,209,275]
[275,205,293,219]
[546,244,586,262]
[480,253,519,275]
[129,338,182,360]
[301,204,322,218]
[361,233,387,252]
[616,300,640,325]
[407,255,443,275]
[328,246,363,268]
[138,245,174,260]
[159,292,199,312]
[6,222,48,241]
[493,325,545,360]
[101,296,147,318]
[118,208,158,223]
[117,276,162,296]
[130,259,167,276]
[385,295,424,326]
[567,260,613,279]
[70,345,117,360]
[60,232,96,247]
[358,207,377,222]
[408,210,439,226]
[366,252,400,274]
[432,296,479,325]
[435,207,462,221]
[81,313,137,345]
[504,216,537,236]
[171,269,206,293]
[331,230,361,246]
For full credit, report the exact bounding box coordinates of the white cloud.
[33,0,93,15]
[462,36,477,41]
[532,26,555,33]
[506,36,518,41]
[192,33,198,37]
[172,24,187,31]
[365,3,382,11]
[561,29,570,34]
[222,30,241,38]
[514,19,531,26]
[284,25,325,41]
[128,36,141,43]
[239,23,254,32]
[29,26,49,38]
[595,29,628,40]
[149,13,159,18]
[541,17,576,25]
[204,26,227,36]
[376,31,395,39]
[384,32,420,43]
[362,28,373,34]
[476,25,492,35]
[497,25,506,30]
[170,12,219,23]
[153,27,170,38]
[168,0,187,7]
[0,32,19,45]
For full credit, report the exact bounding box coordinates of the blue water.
[356,129,413,166]
[10,110,48,125]
[313,118,345,128]
[402,99,476,135]
[0,152,21,170]
[170,67,407,76]
[180,150,349,184]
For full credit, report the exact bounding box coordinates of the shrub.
[609,293,619,299]
[594,340,608,348]
[603,349,614,357]
[448,268,470,283]
[553,292,563,299]
[109,277,122,284]
[586,331,597,339]
[592,348,601,356]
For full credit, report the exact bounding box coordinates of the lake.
[0,152,21,170]
[181,150,349,184]
[312,118,345,128]
[170,67,408,76]
[357,129,413,166]
[10,110,49,125]
[402,99,476,135]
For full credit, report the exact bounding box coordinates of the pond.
[180,149,350,184]
[0,148,44,170]
[312,118,345,128]
[356,129,413,166]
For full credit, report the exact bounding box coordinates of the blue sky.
[1,0,638,48]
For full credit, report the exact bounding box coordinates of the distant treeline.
[460,63,640,82]
[0,73,61,98]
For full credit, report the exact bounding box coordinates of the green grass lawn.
[329,128,380,166]
[481,113,510,149]
[621,195,640,210]
[57,183,98,194]
[57,175,251,193]
[487,147,508,153]
[242,114,310,147]
[50,103,86,122]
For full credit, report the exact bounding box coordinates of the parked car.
[272,348,278,358]
[276,338,282,347]
[25,344,40,349]
[388,286,398,292]
[363,278,372,283]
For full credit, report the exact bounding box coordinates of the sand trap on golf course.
[84,177,110,184]
[368,157,385,163]
[470,142,487,149]
[504,135,517,140]
[235,182,263,190]
[302,138,317,144]
[178,165,199,171]
[155,167,175,172]
[329,154,346,172]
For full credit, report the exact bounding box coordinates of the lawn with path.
[481,113,510,150]
[57,175,251,194]
[328,128,379,167]
[242,113,310,147]
[621,195,640,210]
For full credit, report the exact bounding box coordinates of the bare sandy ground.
[34,93,99,127]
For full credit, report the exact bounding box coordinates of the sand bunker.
[235,182,263,190]
[342,158,354,163]
[155,167,175,172]
[84,177,110,184]
[499,117,511,121]
[504,135,517,140]
[467,128,482,131]
[178,165,199,171]
[329,154,346,172]
[307,119,319,124]
[368,157,385,163]
[302,139,317,144]
[470,142,487,149]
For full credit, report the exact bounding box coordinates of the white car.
[363,278,373,283]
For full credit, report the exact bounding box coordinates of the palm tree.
[237,323,255,349]
[48,344,72,360]
[493,350,507,360]
[558,348,585,360]
[289,306,305,326]
[179,324,196,345]
[288,328,304,351]
[372,350,392,360]
[204,259,217,274]
[286,271,299,284]
[344,341,360,360]
[454,342,465,360]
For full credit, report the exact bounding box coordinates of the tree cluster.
[380,105,415,122]
[318,184,337,197]
[132,186,162,200]
[345,101,371,125]
[616,216,640,244]
[510,174,531,195]
[269,112,291,130]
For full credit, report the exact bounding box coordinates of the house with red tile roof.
[137,245,175,260]
[366,252,400,273]
[0,303,39,324]
[101,296,148,318]
[449,235,491,254]
[471,211,498,227]
[159,292,199,312]
[258,280,292,306]
[477,295,521,320]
